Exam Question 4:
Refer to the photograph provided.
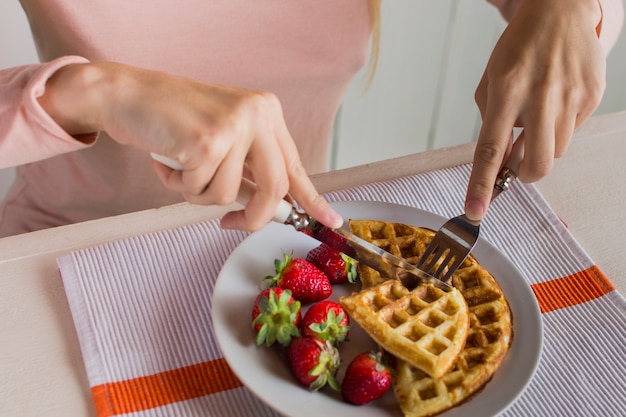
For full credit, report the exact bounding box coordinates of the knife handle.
[151,153,294,224]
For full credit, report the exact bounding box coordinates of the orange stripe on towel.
[91,357,243,417]
[531,265,615,313]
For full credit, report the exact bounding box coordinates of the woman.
[0,0,622,236]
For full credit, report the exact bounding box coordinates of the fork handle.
[491,135,525,202]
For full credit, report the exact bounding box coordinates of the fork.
[416,139,524,283]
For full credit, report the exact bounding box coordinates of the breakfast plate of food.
[212,201,543,417]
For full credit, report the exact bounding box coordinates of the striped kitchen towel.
[57,163,625,417]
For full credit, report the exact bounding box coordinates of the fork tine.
[415,238,442,272]
[416,217,479,282]
[432,249,456,280]
[417,236,439,267]
[417,240,451,278]
[439,253,470,283]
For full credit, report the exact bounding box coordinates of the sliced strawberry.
[341,351,391,405]
[251,287,301,347]
[301,300,350,345]
[265,252,332,303]
[306,243,357,285]
[285,336,341,391]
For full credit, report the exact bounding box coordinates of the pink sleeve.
[0,56,97,169]
[486,0,624,54]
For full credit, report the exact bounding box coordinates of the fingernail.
[327,210,344,229]
[465,199,486,222]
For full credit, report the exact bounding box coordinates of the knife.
[151,153,453,292]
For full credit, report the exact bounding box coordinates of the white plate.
[212,201,543,417]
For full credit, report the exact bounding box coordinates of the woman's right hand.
[37,62,343,231]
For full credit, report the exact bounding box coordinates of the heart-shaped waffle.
[340,278,469,379]
[345,219,513,417]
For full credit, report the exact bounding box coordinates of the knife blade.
[151,153,453,292]
[235,177,455,292]
[302,220,453,292]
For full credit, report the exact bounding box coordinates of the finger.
[208,93,289,231]
[554,83,595,158]
[554,112,576,158]
[220,166,286,232]
[183,143,247,206]
[152,143,225,196]
[221,129,290,232]
[289,164,343,229]
[270,107,343,229]
[517,108,555,183]
[151,159,184,189]
[179,139,230,196]
[465,102,517,221]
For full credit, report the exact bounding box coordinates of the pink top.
[0,0,623,236]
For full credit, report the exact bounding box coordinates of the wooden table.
[1,110,625,416]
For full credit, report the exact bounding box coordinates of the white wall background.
[1,1,626,200]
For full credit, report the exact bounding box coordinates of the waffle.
[340,278,469,379]
[346,219,513,417]
[348,219,438,288]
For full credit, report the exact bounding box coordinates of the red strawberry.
[341,351,391,405]
[251,287,301,347]
[301,300,350,345]
[285,336,341,391]
[306,243,357,284]
[265,252,332,303]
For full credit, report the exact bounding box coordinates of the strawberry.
[306,243,357,284]
[301,300,350,345]
[251,287,301,347]
[341,351,391,405]
[265,252,332,303]
[285,336,341,391]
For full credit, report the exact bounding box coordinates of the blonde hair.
[365,0,381,89]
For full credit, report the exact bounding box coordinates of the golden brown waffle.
[340,278,469,379]
[347,219,455,288]
[347,219,513,417]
